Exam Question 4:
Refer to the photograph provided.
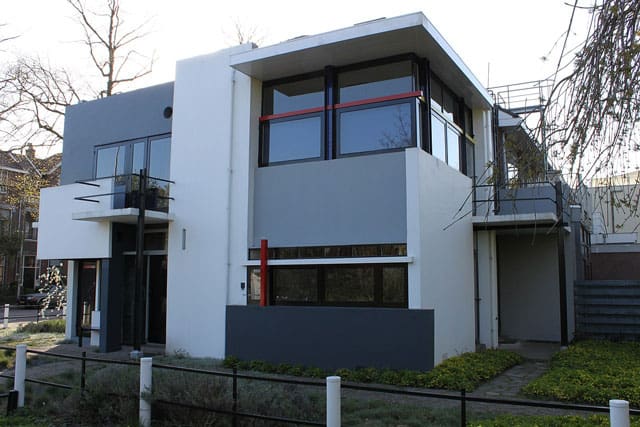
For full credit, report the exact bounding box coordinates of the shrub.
[223,349,522,392]
[523,340,640,407]
[17,319,66,334]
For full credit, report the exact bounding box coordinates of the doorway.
[122,254,167,345]
[76,261,97,336]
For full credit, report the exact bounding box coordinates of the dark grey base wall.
[226,306,434,371]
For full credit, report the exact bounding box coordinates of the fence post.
[139,357,152,427]
[14,344,26,407]
[6,390,17,415]
[610,399,630,427]
[80,351,87,393]
[326,376,341,427]
[460,389,467,427]
[3,304,8,329]
[232,367,238,427]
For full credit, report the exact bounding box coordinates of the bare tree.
[223,17,266,46]
[0,0,154,150]
[67,0,154,98]
[542,0,640,186]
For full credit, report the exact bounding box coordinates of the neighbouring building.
[38,13,589,370]
[0,145,61,293]
[589,171,640,279]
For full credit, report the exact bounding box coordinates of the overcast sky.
[3,0,590,91]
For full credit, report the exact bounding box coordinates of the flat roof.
[230,12,493,109]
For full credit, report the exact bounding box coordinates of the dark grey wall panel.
[61,82,174,185]
[226,305,434,371]
[253,152,407,247]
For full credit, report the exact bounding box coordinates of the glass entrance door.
[76,261,97,336]
[122,255,167,345]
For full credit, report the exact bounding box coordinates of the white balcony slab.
[73,208,175,224]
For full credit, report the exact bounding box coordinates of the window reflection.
[431,113,446,163]
[338,61,414,103]
[268,115,323,163]
[339,103,413,155]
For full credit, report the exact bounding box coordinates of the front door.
[122,255,167,345]
[76,261,97,336]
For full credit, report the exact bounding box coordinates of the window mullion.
[324,66,336,160]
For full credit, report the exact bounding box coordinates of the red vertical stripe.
[260,239,268,307]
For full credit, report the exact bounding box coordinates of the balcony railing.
[473,180,571,225]
[75,171,174,214]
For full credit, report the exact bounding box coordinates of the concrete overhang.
[472,212,560,229]
[72,208,174,224]
[230,12,493,110]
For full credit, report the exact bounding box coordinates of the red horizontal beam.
[258,91,423,122]
[333,91,423,110]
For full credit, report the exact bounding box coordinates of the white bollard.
[326,376,341,427]
[139,357,152,427]
[14,344,26,407]
[3,304,9,329]
[610,399,630,427]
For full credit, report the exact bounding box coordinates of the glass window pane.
[447,126,460,170]
[431,113,446,163]
[149,137,171,180]
[273,268,318,303]
[339,103,413,155]
[339,61,414,103]
[382,266,406,304]
[132,141,145,174]
[443,89,457,122]
[265,77,324,115]
[464,107,473,136]
[465,140,475,178]
[325,266,374,303]
[248,267,261,305]
[430,76,443,112]
[96,145,125,178]
[268,115,322,163]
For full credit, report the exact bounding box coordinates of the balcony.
[472,180,570,229]
[72,172,174,224]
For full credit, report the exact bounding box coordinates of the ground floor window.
[248,263,408,308]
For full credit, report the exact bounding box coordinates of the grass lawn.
[523,340,640,407]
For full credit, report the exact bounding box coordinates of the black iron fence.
[0,345,638,426]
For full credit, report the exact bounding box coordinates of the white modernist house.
[38,12,586,370]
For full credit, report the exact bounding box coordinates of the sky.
[2,0,590,87]
[0,0,592,156]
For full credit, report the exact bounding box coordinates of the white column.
[610,399,630,427]
[326,376,341,427]
[476,230,499,348]
[14,344,26,407]
[90,311,100,347]
[64,261,76,340]
[3,304,9,329]
[139,357,153,427]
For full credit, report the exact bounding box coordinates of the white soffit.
[230,12,493,109]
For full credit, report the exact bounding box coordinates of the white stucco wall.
[406,148,475,364]
[165,44,254,358]
[498,233,560,342]
[37,182,112,260]
[476,230,499,348]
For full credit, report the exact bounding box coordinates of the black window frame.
[247,263,408,308]
[259,54,421,167]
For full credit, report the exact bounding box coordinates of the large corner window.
[260,76,324,165]
[94,134,171,211]
[429,75,475,177]
[260,58,421,166]
[248,263,408,308]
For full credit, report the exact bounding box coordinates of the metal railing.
[2,344,638,426]
[75,171,175,213]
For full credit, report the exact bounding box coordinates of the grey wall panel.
[226,305,434,371]
[253,152,407,247]
[61,82,174,185]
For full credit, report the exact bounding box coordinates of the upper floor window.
[260,58,420,166]
[259,55,474,177]
[336,61,418,156]
[261,76,324,165]
[94,134,171,211]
